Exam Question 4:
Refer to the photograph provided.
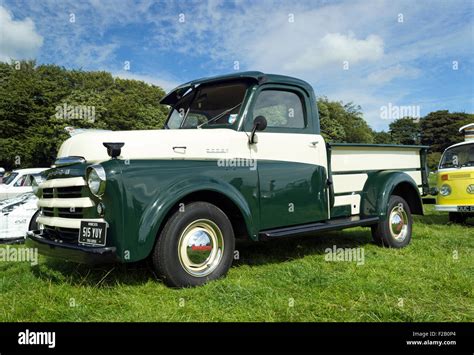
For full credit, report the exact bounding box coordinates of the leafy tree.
[373,131,393,144]
[0,61,168,170]
[341,102,374,143]
[389,117,420,145]
[427,151,442,171]
[420,110,473,152]
[317,97,373,143]
[317,98,345,142]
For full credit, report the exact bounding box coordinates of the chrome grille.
[43,188,54,198]
[37,176,97,245]
[44,226,79,244]
[42,207,54,217]
[56,186,83,198]
[57,207,83,219]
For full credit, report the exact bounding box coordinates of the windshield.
[439,143,474,169]
[2,172,18,185]
[166,81,249,129]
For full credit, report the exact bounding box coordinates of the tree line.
[0,61,472,171]
[0,60,168,170]
[318,98,472,170]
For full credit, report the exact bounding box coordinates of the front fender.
[137,175,256,252]
[360,171,421,219]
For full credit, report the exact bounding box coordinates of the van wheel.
[371,195,412,248]
[152,202,235,287]
[29,210,41,231]
[449,212,467,224]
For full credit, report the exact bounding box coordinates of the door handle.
[173,146,187,154]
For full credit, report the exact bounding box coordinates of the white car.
[0,168,48,200]
[0,193,41,242]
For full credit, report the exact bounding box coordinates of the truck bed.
[328,143,429,216]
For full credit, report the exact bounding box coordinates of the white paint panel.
[38,197,94,208]
[332,147,421,172]
[40,177,86,188]
[58,129,253,164]
[332,171,422,198]
[405,171,422,186]
[249,132,326,166]
[332,174,368,194]
[58,129,329,167]
[334,194,361,215]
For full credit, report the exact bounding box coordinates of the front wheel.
[152,202,235,287]
[371,195,413,248]
[449,212,467,224]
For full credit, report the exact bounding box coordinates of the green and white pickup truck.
[27,72,429,287]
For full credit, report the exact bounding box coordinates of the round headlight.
[32,179,40,197]
[439,184,451,196]
[87,165,106,197]
[31,175,44,197]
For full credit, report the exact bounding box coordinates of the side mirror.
[249,116,267,144]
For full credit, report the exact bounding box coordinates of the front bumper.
[434,204,474,212]
[435,205,458,212]
[26,230,117,264]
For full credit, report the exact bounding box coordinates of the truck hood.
[57,129,246,163]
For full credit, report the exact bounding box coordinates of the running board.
[259,216,380,239]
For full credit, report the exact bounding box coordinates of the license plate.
[457,206,474,212]
[79,221,107,246]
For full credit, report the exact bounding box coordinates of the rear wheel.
[371,195,412,248]
[449,212,467,224]
[152,202,235,287]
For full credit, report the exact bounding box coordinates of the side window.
[14,175,26,187]
[253,90,305,129]
[23,175,33,187]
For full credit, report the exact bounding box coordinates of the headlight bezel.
[32,178,41,197]
[439,184,452,196]
[86,164,107,198]
[31,174,45,198]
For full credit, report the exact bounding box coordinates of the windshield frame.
[2,172,18,185]
[163,79,254,131]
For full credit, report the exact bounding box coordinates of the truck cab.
[27,72,429,287]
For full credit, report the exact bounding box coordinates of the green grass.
[0,206,473,322]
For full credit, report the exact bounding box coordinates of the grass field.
[0,205,473,322]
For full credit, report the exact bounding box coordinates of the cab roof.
[445,140,474,150]
[160,71,315,105]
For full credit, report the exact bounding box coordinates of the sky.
[0,0,473,131]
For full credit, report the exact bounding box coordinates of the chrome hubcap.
[389,204,408,242]
[178,219,224,277]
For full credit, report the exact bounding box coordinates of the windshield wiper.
[197,103,242,129]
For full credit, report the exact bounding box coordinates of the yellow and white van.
[435,123,474,223]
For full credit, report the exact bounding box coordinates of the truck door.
[245,85,329,230]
